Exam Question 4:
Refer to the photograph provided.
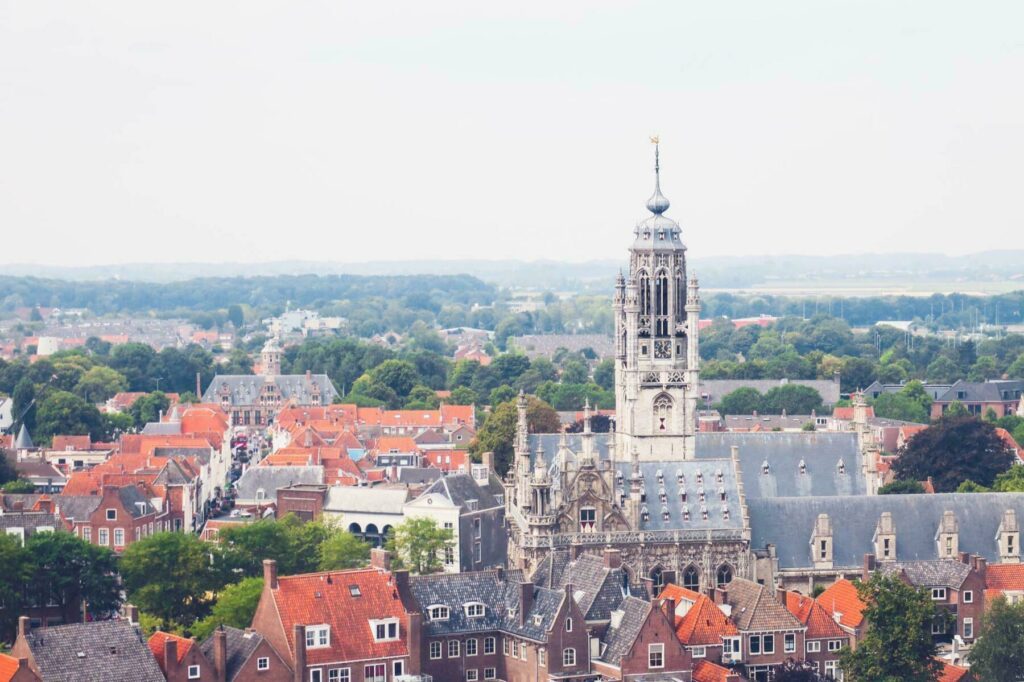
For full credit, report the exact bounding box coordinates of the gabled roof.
[817,579,866,629]
[536,553,631,621]
[269,568,409,665]
[600,597,651,664]
[674,594,736,645]
[985,564,1024,591]
[325,486,409,514]
[147,631,193,671]
[721,578,802,632]
[234,465,323,502]
[0,653,29,682]
[198,627,266,682]
[22,619,165,682]
[692,659,735,682]
[784,591,846,639]
[938,660,971,682]
[413,473,500,513]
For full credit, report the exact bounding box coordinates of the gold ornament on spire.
[649,134,660,144]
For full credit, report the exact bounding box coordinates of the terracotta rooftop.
[674,594,737,646]
[817,578,866,629]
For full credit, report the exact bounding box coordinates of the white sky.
[1,0,1022,266]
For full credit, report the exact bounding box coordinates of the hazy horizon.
[2,1,1022,266]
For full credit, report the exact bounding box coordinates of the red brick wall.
[275,488,324,521]
[619,601,692,680]
[420,634,502,681]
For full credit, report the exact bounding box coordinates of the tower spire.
[646,135,670,215]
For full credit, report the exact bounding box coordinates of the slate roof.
[199,627,265,682]
[233,465,323,502]
[529,552,632,621]
[0,511,59,534]
[396,467,442,485]
[936,379,1024,403]
[117,485,157,518]
[721,578,802,632]
[878,560,973,589]
[54,495,102,522]
[600,597,650,664]
[407,570,569,642]
[749,493,1024,569]
[415,473,501,512]
[22,619,165,682]
[201,374,339,406]
[324,486,409,514]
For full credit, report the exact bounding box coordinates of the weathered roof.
[750,493,1024,569]
[0,511,59,534]
[198,627,264,682]
[324,486,408,514]
[396,467,442,485]
[816,579,866,629]
[201,374,339,406]
[414,473,500,512]
[600,597,650,664]
[722,578,802,632]
[22,619,165,682]
[674,593,737,645]
[533,552,631,621]
[878,560,973,589]
[936,379,1024,404]
[54,495,102,521]
[233,465,323,502]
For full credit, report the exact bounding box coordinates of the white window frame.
[538,648,546,666]
[963,590,974,603]
[466,638,478,656]
[806,640,821,653]
[449,639,460,658]
[466,670,478,682]
[763,634,775,655]
[306,625,330,649]
[484,637,495,655]
[370,618,399,642]
[257,657,270,671]
[562,648,576,666]
[691,645,706,658]
[106,508,117,521]
[931,587,947,600]
[784,633,796,653]
[188,665,200,679]
[565,617,572,632]
[828,639,843,652]
[429,605,450,621]
[113,527,125,547]
[464,602,486,618]
[648,643,664,669]
[98,528,109,546]
[484,668,496,680]
[328,669,351,682]
[310,669,323,682]
[964,618,974,639]
[430,641,442,660]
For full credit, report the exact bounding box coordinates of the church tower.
[614,141,700,460]
[261,336,282,376]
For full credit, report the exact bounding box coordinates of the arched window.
[654,394,673,432]
[716,564,733,588]
[650,567,664,592]
[675,269,685,322]
[655,272,669,336]
[348,522,362,534]
[683,565,700,591]
[639,272,651,315]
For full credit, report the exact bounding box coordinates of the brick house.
[0,653,40,682]
[662,585,739,666]
[406,567,592,682]
[783,591,849,679]
[149,631,217,682]
[198,626,293,682]
[873,553,987,644]
[816,579,867,647]
[251,552,417,682]
[57,484,162,552]
[593,595,692,681]
[930,380,1024,419]
[713,578,806,682]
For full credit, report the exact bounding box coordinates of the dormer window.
[464,602,486,618]
[680,491,687,503]
[762,461,770,475]
[799,460,807,475]
[641,507,650,522]
[698,488,705,503]
[676,470,684,485]
[683,507,690,522]
[718,487,726,501]
[723,507,730,520]
[656,469,664,484]
[661,507,670,521]
[429,605,450,621]
[371,618,400,641]
[837,459,846,475]
[658,488,667,503]
[701,506,708,520]
[696,471,703,485]
[305,625,330,648]
[715,469,723,484]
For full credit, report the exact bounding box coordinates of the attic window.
[680,491,687,502]
[837,460,846,475]
[533,614,544,626]
[661,507,670,521]
[464,602,486,618]
[349,585,361,597]
[658,488,667,503]
[719,487,726,501]
[641,507,650,522]
[676,470,684,485]
[656,469,664,484]
[761,461,770,475]
[683,506,690,522]
[799,460,807,475]
[715,469,723,484]
[701,506,708,520]
[695,471,703,484]
[723,507,730,520]
[429,605,450,621]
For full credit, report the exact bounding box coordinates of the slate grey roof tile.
[600,596,651,664]
[24,619,165,682]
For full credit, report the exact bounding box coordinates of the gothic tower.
[261,336,283,377]
[614,142,701,460]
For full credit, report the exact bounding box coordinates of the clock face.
[654,340,672,359]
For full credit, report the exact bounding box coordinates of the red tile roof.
[984,564,1024,591]
[148,631,193,670]
[692,659,734,682]
[50,435,95,451]
[832,406,874,421]
[440,404,475,426]
[785,591,847,639]
[269,568,410,665]
[817,579,866,629]
[0,653,23,682]
[659,583,702,605]
[937,660,970,682]
[375,437,419,454]
[674,594,737,646]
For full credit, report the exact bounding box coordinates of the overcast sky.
[1,1,1021,266]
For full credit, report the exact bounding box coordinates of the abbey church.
[504,145,1024,595]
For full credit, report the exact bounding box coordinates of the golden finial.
[649,134,660,144]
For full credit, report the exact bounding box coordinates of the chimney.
[603,548,622,569]
[959,551,970,565]
[641,577,656,599]
[292,624,306,682]
[370,548,391,571]
[712,587,727,605]
[407,612,422,675]
[482,451,495,473]
[164,639,179,677]
[776,586,788,606]
[518,582,534,626]
[661,596,676,620]
[974,556,988,581]
[125,604,139,624]
[213,626,228,682]
[18,616,30,640]
[264,559,279,590]
[862,553,876,580]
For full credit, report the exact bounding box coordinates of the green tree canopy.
[870,393,929,424]
[130,391,171,428]
[318,530,372,571]
[35,390,104,443]
[838,573,941,682]
[892,415,1015,492]
[189,576,264,641]
[385,517,453,575]
[969,595,1024,680]
[761,384,824,415]
[716,387,763,415]
[73,365,128,403]
[26,531,121,624]
[877,479,925,495]
[469,395,560,475]
[0,533,32,640]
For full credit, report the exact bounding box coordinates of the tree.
[969,596,1024,680]
[560,359,589,385]
[108,342,157,391]
[969,355,999,382]
[227,304,245,329]
[774,658,825,681]
[716,387,763,415]
[871,393,929,424]
[761,385,823,415]
[468,395,560,475]
[841,357,876,392]
[892,416,1014,491]
[73,365,128,403]
[189,577,263,640]
[839,573,941,682]
[593,359,615,391]
[318,531,372,570]
[26,531,121,623]
[130,391,171,428]
[120,532,220,628]
[12,377,36,432]
[1,479,36,493]
[926,356,960,383]
[369,360,420,400]
[384,517,453,575]
[0,533,32,639]
[0,448,17,485]
[34,390,104,443]
[405,385,441,409]
[449,386,478,406]
[877,480,925,495]
[1008,353,1024,379]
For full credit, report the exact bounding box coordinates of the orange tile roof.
[50,435,95,451]
[270,568,410,665]
[148,631,193,670]
[938,660,970,682]
[817,579,866,629]
[984,564,1024,592]
[832,406,875,421]
[425,450,469,472]
[674,594,737,646]
[380,410,442,427]
[692,659,734,682]
[659,583,702,605]
[375,437,419,453]
[785,591,846,639]
[440,404,475,425]
[0,653,23,682]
